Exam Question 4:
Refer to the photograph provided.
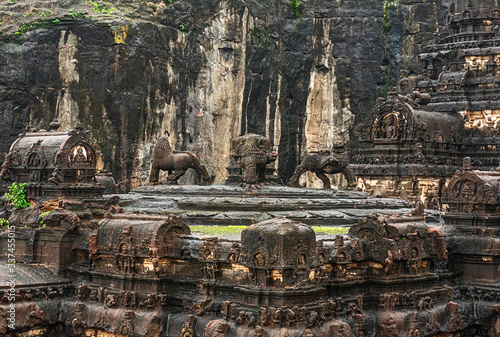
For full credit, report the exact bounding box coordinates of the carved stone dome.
[241,218,318,270]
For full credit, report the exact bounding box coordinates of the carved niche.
[442,158,498,213]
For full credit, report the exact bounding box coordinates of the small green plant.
[179,24,185,31]
[251,26,269,46]
[0,218,9,228]
[5,183,30,209]
[88,0,116,15]
[8,0,16,4]
[382,0,398,34]
[68,10,84,18]
[15,21,39,36]
[39,11,54,17]
[290,0,304,18]
[38,211,51,228]
[52,19,60,24]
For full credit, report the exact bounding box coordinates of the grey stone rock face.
[0,0,451,189]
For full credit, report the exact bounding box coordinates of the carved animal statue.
[0,162,10,183]
[288,140,356,189]
[231,134,277,186]
[149,136,210,184]
[0,153,12,183]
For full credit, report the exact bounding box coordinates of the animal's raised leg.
[287,166,306,187]
[166,169,186,184]
[342,166,356,188]
[149,167,160,185]
[315,171,331,189]
[257,165,268,184]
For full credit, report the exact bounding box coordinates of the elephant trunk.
[244,163,257,184]
[268,151,278,163]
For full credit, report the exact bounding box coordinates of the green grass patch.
[0,218,9,228]
[14,19,60,37]
[312,226,349,235]
[191,225,247,236]
[251,26,269,46]
[190,225,349,237]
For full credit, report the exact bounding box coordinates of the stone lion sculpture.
[287,140,356,189]
[149,135,210,184]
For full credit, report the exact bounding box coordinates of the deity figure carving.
[104,295,117,308]
[203,320,230,337]
[379,314,398,337]
[381,113,399,140]
[116,242,135,273]
[119,311,135,336]
[260,308,272,326]
[77,283,87,300]
[446,302,465,332]
[326,320,354,337]
[180,315,197,337]
[228,243,240,262]
[70,303,87,337]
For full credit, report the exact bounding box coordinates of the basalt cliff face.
[0,0,450,189]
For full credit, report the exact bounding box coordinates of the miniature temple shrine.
[0,122,104,198]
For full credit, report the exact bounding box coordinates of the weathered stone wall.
[0,0,451,189]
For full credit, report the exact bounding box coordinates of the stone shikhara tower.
[353,0,500,208]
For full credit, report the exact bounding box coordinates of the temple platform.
[118,185,419,228]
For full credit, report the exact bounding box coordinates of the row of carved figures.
[149,134,356,189]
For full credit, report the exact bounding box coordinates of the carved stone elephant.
[230,134,277,186]
[288,140,356,189]
[238,151,277,185]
